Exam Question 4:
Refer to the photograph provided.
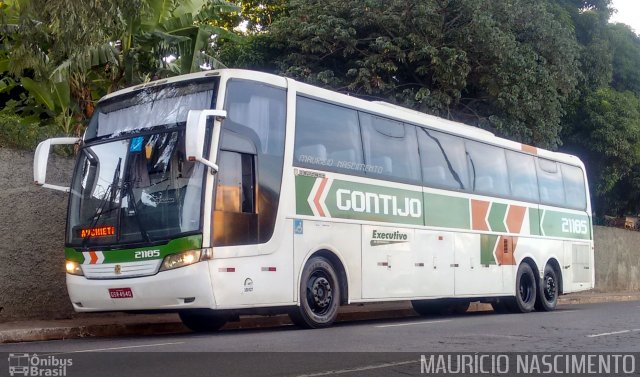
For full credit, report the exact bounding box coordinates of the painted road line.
[60,341,186,354]
[375,319,451,328]
[297,360,417,376]
[587,330,630,338]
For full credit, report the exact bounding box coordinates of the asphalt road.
[1,301,639,377]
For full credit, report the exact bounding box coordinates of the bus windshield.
[67,129,206,248]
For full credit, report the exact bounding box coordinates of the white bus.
[34,69,594,331]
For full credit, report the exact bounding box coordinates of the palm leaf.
[21,77,54,111]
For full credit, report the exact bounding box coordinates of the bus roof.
[99,69,584,168]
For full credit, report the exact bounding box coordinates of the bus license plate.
[109,288,133,299]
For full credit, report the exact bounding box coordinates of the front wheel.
[535,264,559,311]
[506,263,537,313]
[289,256,340,328]
[179,310,227,332]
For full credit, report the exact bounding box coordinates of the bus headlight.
[160,250,202,271]
[65,260,84,276]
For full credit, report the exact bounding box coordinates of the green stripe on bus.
[541,210,592,240]
[325,180,424,225]
[424,193,470,229]
[529,208,542,236]
[295,175,315,216]
[65,248,84,263]
[294,173,592,240]
[487,203,508,233]
[480,234,499,265]
[64,234,203,264]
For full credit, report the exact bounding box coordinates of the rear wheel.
[289,256,340,328]
[535,264,559,311]
[506,263,537,313]
[179,310,227,332]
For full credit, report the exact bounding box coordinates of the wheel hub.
[311,277,332,308]
[544,275,556,300]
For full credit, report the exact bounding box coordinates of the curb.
[2,293,639,344]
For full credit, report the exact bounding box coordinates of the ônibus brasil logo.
[8,353,72,376]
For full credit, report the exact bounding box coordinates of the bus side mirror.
[185,109,227,173]
[33,137,81,192]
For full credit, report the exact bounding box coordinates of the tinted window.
[294,97,364,174]
[224,80,286,243]
[561,164,587,210]
[466,141,510,196]
[360,113,420,183]
[418,128,469,190]
[506,151,539,202]
[537,158,565,207]
[213,151,258,246]
[225,80,285,156]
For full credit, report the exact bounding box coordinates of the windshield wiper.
[122,154,152,243]
[81,158,122,252]
[122,179,152,243]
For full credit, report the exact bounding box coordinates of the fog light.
[65,260,84,276]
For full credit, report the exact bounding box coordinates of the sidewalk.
[1,291,639,344]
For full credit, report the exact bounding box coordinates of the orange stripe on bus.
[471,199,490,231]
[521,144,538,155]
[89,251,99,264]
[313,178,328,217]
[506,205,527,234]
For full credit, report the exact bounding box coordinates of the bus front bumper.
[66,261,215,312]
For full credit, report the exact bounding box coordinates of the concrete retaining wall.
[593,226,640,292]
[0,148,76,321]
[0,147,639,321]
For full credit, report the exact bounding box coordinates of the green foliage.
[267,0,580,149]
[0,113,57,150]
[214,0,288,32]
[0,0,238,145]
[607,23,640,95]
[567,88,640,215]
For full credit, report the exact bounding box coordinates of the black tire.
[289,256,340,328]
[179,310,227,332]
[535,264,559,311]
[412,299,469,316]
[506,263,537,313]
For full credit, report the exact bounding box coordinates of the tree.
[566,88,640,215]
[0,0,237,140]
[266,0,580,149]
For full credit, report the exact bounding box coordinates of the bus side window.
[561,164,587,210]
[465,141,510,197]
[417,128,469,190]
[294,96,363,174]
[213,150,258,246]
[506,150,539,203]
[360,113,420,183]
[537,158,566,207]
